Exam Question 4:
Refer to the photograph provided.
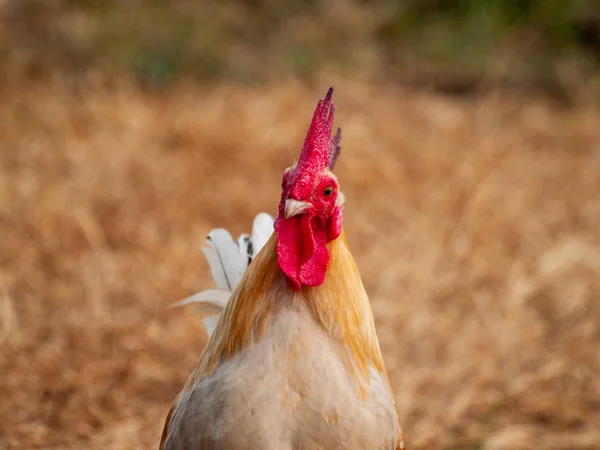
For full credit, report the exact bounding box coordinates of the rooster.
[160,88,405,450]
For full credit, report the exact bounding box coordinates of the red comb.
[291,88,341,195]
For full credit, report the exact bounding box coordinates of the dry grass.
[0,74,599,449]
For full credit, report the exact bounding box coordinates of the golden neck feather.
[185,229,388,393]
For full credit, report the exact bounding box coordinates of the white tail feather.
[252,212,275,255]
[202,316,220,337]
[173,289,231,309]
[202,229,248,290]
[173,213,275,337]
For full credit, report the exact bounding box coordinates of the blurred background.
[1,1,599,449]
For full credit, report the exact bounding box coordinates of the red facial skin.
[275,88,343,291]
[276,170,343,291]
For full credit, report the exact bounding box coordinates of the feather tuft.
[172,213,275,337]
[329,127,342,170]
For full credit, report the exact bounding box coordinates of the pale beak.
[284,199,311,219]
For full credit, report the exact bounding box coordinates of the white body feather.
[174,213,275,336]
[162,302,400,450]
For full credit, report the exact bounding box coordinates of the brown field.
[1,75,599,449]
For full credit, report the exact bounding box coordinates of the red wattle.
[276,211,330,290]
[276,215,302,291]
[298,213,328,286]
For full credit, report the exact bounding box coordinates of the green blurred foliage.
[1,0,599,96]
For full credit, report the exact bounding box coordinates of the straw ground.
[1,76,599,449]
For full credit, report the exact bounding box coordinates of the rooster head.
[275,87,345,291]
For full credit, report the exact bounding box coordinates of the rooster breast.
[161,301,400,450]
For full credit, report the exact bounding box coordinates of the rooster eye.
[323,185,333,198]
